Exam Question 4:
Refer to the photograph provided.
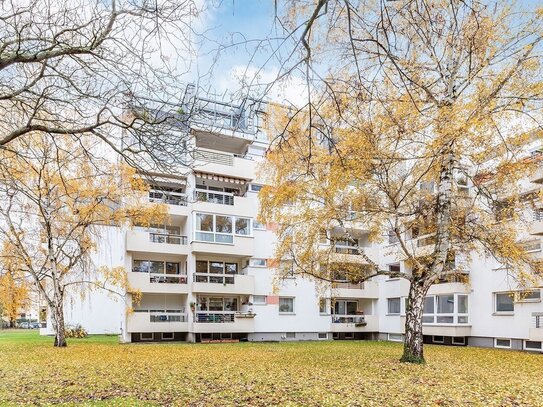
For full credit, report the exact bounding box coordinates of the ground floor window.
[140,333,154,341]
[495,338,511,349]
[452,336,465,345]
[524,341,542,351]
[432,336,444,344]
[318,333,328,340]
[388,333,403,342]
[161,332,174,340]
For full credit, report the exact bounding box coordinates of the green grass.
[1,330,542,406]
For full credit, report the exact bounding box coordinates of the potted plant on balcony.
[189,302,196,313]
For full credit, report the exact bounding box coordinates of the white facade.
[47,94,543,352]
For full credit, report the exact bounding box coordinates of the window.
[197,296,238,312]
[387,298,401,315]
[286,332,296,338]
[457,295,468,314]
[252,295,267,305]
[249,258,267,267]
[388,333,403,342]
[495,338,511,349]
[432,336,444,344]
[161,332,174,340]
[495,293,514,313]
[334,300,358,315]
[437,295,454,314]
[235,217,251,235]
[319,299,329,314]
[250,184,263,192]
[194,213,253,243]
[452,337,465,345]
[388,230,399,244]
[318,333,328,340]
[140,333,154,341]
[253,221,266,230]
[279,297,294,313]
[525,341,542,351]
[517,290,541,302]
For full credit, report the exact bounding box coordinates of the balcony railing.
[334,246,360,255]
[334,281,364,289]
[134,309,188,322]
[193,98,255,133]
[331,315,366,325]
[193,273,236,284]
[149,272,188,284]
[534,314,543,328]
[534,209,543,221]
[194,189,234,206]
[195,311,235,323]
[149,233,187,245]
[149,190,187,206]
[417,235,436,247]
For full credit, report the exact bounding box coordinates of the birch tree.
[0,134,166,346]
[0,252,29,328]
[261,0,543,363]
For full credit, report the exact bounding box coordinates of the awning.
[194,172,247,185]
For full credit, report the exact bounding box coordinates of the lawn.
[1,331,542,406]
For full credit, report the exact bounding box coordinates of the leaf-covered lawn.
[1,330,542,406]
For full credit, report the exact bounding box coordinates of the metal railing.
[149,233,187,245]
[534,314,543,328]
[193,273,236,284]
[134,309,187,323]
[194,311,236,323]
[533,208,543,221]
[334,281,364,289]
[194,189,234,206]
[148,190,187,206]
[149,272,188,284]
[194,149,234,166]
[334,246,360,255]
[331,315,366,325]
[193,98,255,133]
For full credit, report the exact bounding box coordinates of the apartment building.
[44,90,543,352]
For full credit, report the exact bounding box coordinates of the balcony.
[126,230,189,256]
[193,149,257,180]
[126,310,189,333]
[333,281,379,298]
[193,189,254,217]
[326,246,378,265]
[330,315,379,332]
[529,314,543,341]
[192,311,256,333]
[148,190,189,218]
[192,273,255,294]
[428,282,470,295]
[128,272,189,294]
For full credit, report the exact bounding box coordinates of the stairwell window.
[495,292,514,313]
[279,297,295,314]
[387,298,401,315]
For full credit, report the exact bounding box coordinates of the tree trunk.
[51,300,67,347]
[401,279,428,364]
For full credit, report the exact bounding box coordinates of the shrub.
[64,324,88,338]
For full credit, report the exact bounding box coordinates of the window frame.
[249,258,267,267]
[387,297,401,315]
[252,295,267,305]
[495,292,515,314]
[279,297,295,314]
[161,332,174,340]
[432,335,445,344]
[140,332,154,341]
[194,212,253,244]
[495,338,511,349]
[524,340,542,351]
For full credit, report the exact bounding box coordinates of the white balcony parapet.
[127,309,189,333]
[194,311,236,323]
[193,273,236,284]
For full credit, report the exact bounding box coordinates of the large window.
[195,260,239,284]
[420,294,468,324]
[388,298,401,315]
[279,297,295,313]
[133,260,181,275]
[197,296,238,312]
[194,213,252,243]
[495,292,514,313]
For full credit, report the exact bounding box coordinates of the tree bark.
[401,279,428,364]
[51,300,67,347]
